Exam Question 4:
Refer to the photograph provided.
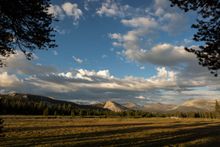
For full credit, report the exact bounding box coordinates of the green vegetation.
[0,93,109,116]
[1,116,220,146]
[0,118,3,137]
[1,94,220,119]
[170,0,220,76]
[0,0,56,67]
[215,100,220,113]
[1,94,220,146]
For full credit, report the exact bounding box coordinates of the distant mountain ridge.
[122,102,141,110]
[170,98,219,112]
[142,103,176,113]
[103,101,128,112]
[1,93,220,113]
[0,93,107,111]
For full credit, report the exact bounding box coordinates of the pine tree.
[71,110,75,117]
[0,118,4,137]
[215,100,220,117]
[43,107,49,116]
[0,0,57,67]
[169,0,220,76]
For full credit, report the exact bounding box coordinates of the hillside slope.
[170,98,220,112]
[0,93,108,115]
[103,101,128,112]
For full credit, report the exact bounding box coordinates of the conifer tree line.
[215,100,220,116]
[0,118,3,137]
[1,94,220,119]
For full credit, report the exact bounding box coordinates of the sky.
[0,0,220,105]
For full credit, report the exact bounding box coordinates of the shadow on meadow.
[1,121,220,146]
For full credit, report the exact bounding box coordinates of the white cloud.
[84,0,101,11]
[154,0,170,10]
[109,33,123,47]
[1,0,219,104]
[72,56,83,64]
[1,67,176,94]
[96,0,126,17]
[108,0,190,66]
[149,67,177,82]
[48,2,83,25]
[30,67,177,94]
[62,2,83,22]
[121,17,158,28]
[121,42,197,68]
[48,4,64,19]
[0,51,56,75]
[140,66,145,70]
[161,13,187,33]
[76,69,113,80]
[154,0,188,33]
[136,43,195,66]
[97,70,112,78]
[0,72,21,87]
[135,95,145,99]
[96,0,145,18]
[1,65,220,104]
[110,15,191,67]
[109,33,122,41]
[112,42,122,47]
[58,72,74,79]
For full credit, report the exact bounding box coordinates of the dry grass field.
[1,116,220,146]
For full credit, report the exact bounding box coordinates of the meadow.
[1,116,220,146]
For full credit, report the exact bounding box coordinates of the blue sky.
[0,0,220,105]
[42,0,195,77]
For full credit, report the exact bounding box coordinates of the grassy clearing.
[1,116,220,146]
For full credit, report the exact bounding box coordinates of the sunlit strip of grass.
[174,136,220,147]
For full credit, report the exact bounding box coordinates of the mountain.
[1,93,219,114]
[85,98,220,113]
[122,102,141,110]
[0,93,107,111]
[142,103,176,113]
[103,101,128,112]
[170,98,219,112]
[3,93,79,107]
[92,102,105,108]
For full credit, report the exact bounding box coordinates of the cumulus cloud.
[0,72,21,87]
[0,67,178,102]
[76,69,113,80]
[109,33,122,41]
[108,0,191,67]
[1,0,219,104]
[110,29,196,66]
[128,43,196,66]
[48,2,83,25]
[62,2,82,22]
[105,1,215,103]
[96,0,128,17]
[1,65,220,104]
[96,0,146,18]
[48,4,64,19]
[121,17,158,28]
[0,51,56,75]
[154,0,188,33]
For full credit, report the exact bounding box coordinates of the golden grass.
[1,116,220,146]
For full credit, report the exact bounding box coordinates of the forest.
[1,93,220,119]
